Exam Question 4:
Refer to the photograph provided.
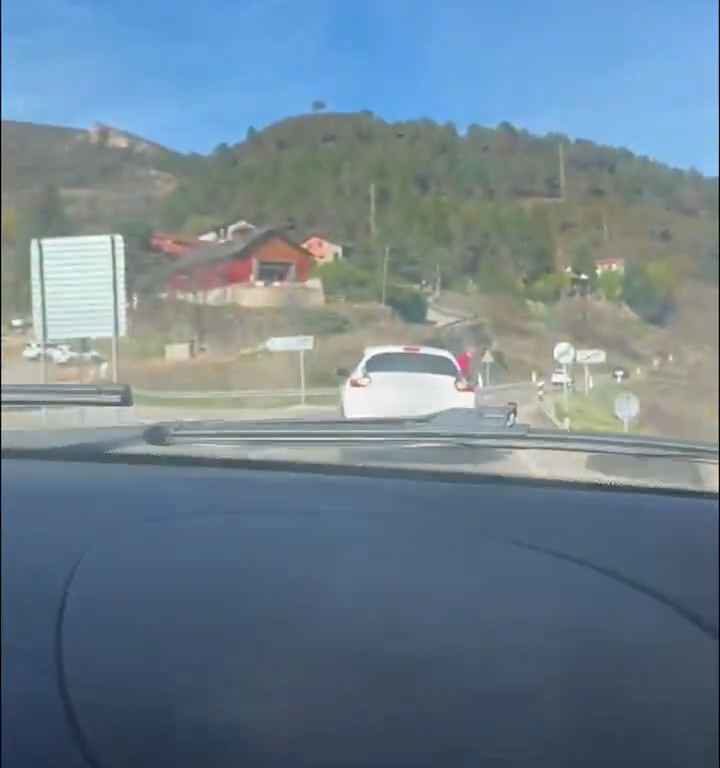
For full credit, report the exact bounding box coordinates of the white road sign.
[481,350,494,365]
[576,349,607,365]
[614,392,640,432]
[31,235,127,341]
[553,342,576,365]
[266,336,315,352]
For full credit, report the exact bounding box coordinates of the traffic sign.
[265,336,315,405]
[266,336,314,352]
[553,342,575,365]
[612,366,629,383]
[31,235,127,383]
[614,392,640,432]
[481,350,494,365]
[576,349,606,365]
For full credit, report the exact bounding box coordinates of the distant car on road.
[22,342,74,365]
[338,345,478,419]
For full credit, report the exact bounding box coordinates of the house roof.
[595,257,625,265]
[145,229,310,288]
[301,232,341,245]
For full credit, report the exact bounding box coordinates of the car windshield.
[1,1,718,491]
[364,353,458,377]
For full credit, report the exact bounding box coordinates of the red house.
[150,232,204,258]
[154,229,315,294]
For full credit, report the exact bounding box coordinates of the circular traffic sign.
[612,366,629,383]
[614,392,640,423]
[553,342,576,365]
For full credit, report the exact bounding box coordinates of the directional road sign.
[266,336,315,352]
[576,349,606,365]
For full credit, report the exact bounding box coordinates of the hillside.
[1,120,182,226]
[2,111,718,329]
[1,112,718,440]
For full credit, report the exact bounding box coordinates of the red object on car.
[456,351,473,378]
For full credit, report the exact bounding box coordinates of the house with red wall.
[152,229,315,294]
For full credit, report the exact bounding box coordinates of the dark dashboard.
[2,454,718,767]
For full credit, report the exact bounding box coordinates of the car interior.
[2,441,717,767]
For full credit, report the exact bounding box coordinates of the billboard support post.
[110,235,120,383]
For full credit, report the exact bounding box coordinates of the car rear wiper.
[1,384,134,408]
[141,408,718,463]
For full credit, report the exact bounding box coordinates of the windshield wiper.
[1,384,134,408]
[141,408,718,463]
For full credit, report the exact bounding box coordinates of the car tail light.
[350,375,371,388]
[455,377,475,392]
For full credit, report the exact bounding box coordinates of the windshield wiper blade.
[141,410,717,463]
[1,384,133,408]
[142,406,521,446]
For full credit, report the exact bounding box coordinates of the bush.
[525,273,567,303]
[316,261,378,301]
[624,260,676,325]
[597,271,624,302]
[385,286,428,323]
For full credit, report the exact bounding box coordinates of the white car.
[339,345,479,419]
[22,342,74,364]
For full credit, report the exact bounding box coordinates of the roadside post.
[481,349,494,387]
[576,349,607,396]
[553,341,576,412]
[265,336,315,405]
[614,392,640,433]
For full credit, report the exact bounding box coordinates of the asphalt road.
[3,358,716,491]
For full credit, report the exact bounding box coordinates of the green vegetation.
[2,113,717,322]
[597,271,624,302]
[385,286,428,323]
[290,308,351,335]
[623,259,677,324]
[554,383,627,432]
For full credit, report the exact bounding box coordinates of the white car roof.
[362,345,456,360]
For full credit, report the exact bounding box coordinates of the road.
[3,358,715,491]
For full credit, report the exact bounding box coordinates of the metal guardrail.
[132,387,340,401]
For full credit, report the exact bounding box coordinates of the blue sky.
[2,0,718,174]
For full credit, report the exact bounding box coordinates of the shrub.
[597,271,624,302]
[525,273,567,303]
[385,286,428,323]
[315,261,378,301]
[623,260,676,325]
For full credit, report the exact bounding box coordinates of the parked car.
[22,342,74,364]
[338,345,478,419]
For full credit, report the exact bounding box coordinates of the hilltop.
[1,120,182,225]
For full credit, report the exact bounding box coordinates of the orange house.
[301,234,344,265]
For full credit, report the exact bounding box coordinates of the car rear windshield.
[364,353,459,376]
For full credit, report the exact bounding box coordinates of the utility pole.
[369,182,377,239]
[602,210,610,242]
[381,245,389,306]
[558,142,566,200]
[435,263,441,297]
